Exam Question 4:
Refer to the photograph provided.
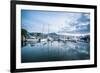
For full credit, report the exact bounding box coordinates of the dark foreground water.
[21,41,90,63]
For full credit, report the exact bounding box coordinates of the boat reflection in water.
[21,38,90,63]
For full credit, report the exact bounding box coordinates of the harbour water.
[21,41,90,63]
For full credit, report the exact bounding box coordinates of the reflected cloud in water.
[21,40,90,63]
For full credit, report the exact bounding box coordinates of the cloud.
[59,13,90,34]
[21,10,90,34]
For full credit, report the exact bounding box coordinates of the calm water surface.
[21,41,90,63]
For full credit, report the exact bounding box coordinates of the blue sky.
[21,10,90,34]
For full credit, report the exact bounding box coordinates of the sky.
[21,10,90,34]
